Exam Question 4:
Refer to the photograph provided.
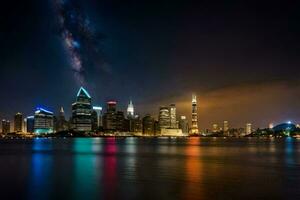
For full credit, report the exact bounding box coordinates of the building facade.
[169,104,177,128]
[179,116,189,134]
[1,120,10,134]
[127,100,134,118]
[191,94,199,134]
[212,123,219,133]
[34,108,54,134]
[26,116,34,133]
[103,101,117,132]
[14,112,23,133]
[56,107,68,132]
[92,106,103,129]
[246,123,252,135]
[72,87,92,132]
[223,121,229,135]
[159,106,170,129]
[143,114,155,135]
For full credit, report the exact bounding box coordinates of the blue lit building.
[72,87,92,132]
[34,108,54,134]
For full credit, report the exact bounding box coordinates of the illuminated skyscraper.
[34,108,54,134]
[72,87,92,132]
[127,100,134,118]
[246,123,252,135]
[93,106,103,128]
[212,123,219,133]
[1,119,10,134]
[191,94,199,134]
[159,106,170,129]
[14,112,23,133]
[223,120,229,135]
[179,116,189,134]
[169,104,177,128]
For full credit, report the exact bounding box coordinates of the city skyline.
[1,86,298,133]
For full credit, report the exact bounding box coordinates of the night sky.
[1,0,300,129]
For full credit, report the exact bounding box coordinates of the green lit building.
[34,108,54,134]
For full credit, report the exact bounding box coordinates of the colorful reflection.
[28,138,53,200]
[103,137,117,199]
[72,138,102,200]
[183,137,205,199]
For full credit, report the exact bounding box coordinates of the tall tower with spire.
[127,100,134,118]
[57,107,68,132]
[191,94,199,134]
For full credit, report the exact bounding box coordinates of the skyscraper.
[116,111,125,132]
[26,116,34,133]
[103,101,117,132]
[212,123,219,133]
[159,106,170,129]
[191,94,199,134]
[56,107,68,132]
[223,121,229,135]
[179,116,189,134]
[91,110,98,131]
[246,123,252,135]
[14,112,23,133]
[142,114,155,135]
[127,100,134,118]
[72,87,92,132]
[34,108,54,134]
[93,106,103,128]
[169,104,177,128]
[1,120,10,134]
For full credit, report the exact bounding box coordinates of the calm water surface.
[0,137,299,200]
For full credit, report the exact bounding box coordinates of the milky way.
[52,0,104,86]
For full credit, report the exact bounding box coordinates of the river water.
[0,137,299,200]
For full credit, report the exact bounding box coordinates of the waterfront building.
[56,107,68,132]
[14,112,23,133]
[26,116,34,133]
[246,123,252,135]
[169,104,177,128]
[154,120,160,135]
[132,115,142,133]
[191,94,199,134]
[127,100,134,118]
[34,108,54,134]
[159,106,170,129]
[103,101,117,132]
[179,116,189,134]
[72,87,92,132]
[91,110,98,131]
[142,114,155,135]
[160,128,183,137]
[23,118,27,133]
[93,106,103,128]
[223,120,229,135]
[212,123,219,133]
[1,119,10,134]
[116,111,125,132]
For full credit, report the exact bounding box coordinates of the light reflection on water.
[0,138,299,199]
